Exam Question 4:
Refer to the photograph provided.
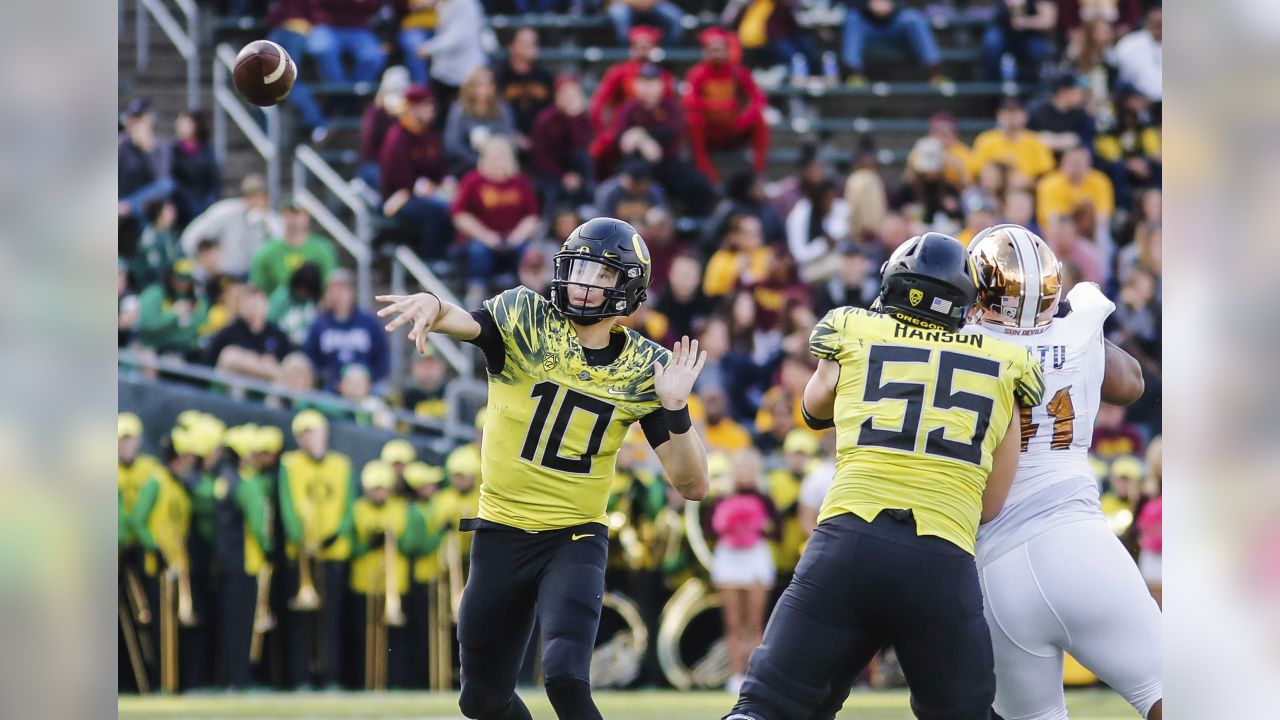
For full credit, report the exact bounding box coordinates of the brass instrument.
[124,565,152,625]
[169,546,198,627]
[609,510,648,569]
[445,532,465,617]
[365,526,406,690]
[384,529,406,627]
[656,577,730,690]
[589,592,649,688]
[653,507,685,570]
[159,571,180,692]
[289,546,322,611]
[119,596,150,693]
[429,576,452,690]
[682,499,715,571]
[249,561,276,663]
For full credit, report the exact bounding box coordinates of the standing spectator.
[303,269,390,391]
[180,174,284,278]
[786,179,850,286]
[132,199,183,290]
[1114,2,1161,102]
[608,0,687,47]
[379,85,454,258]
[707,448,778,694]
[450,136,540,304]
[395,0,438,86]
[411,0,489,112]
[357,65,412,195]
[589,26,674,135]
[443,66,517,175]
[981,0,1058,82]
[654,254,709,342]
[968,97,1057,182]
[250,199,338,296]
[840,0,945,85]
[529,75,594,211]
[170,110,221,228]
[1028,73,1097,155]
[204,286,294,382]
[684,27,770,185]
[137,259,209,359]
[494,27,555,141]
[269,262,325,346]
[118,98,174,257]
[594,157,668,224]
[306,0,387,86]
[1036,146,1115,228]
[266,0,331,143]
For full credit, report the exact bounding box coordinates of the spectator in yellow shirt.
[968,97,1056,182]
[703,214,773,298]
[698,387,753,453]
[1036,146,1115,228]
[924,112,972,187]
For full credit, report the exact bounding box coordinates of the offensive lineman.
[967,224,1162,720]
[377,217,709,720]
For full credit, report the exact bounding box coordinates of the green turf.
[119,689,1136,719]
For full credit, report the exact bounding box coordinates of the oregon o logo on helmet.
[631,234,651,264]
[909,289,924,306]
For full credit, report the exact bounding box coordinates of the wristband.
[663,406,693,435]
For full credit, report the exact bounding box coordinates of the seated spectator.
[267,352,319,410]
[1092,402,1147,461]
[516,244,553,297]
[180,174,284,278]
[1001,189,1039,234]
[1044,214,1106,286]
[922,112,972,188]
[787,179,849,286]
[444,66,517,175]
[336,364,395,428]
[767,144,830,221]
[969,97,1057,182]
[132,199,182,290]
[119,259,141,348]
[451,136,540,303]
[266,0,330,143]
[981,0,1057,83]
[704,214,771,298]
[137,259,209,360]
[412,0,489,113]
[590,26,673,134]
[699,387,753,453]
[694,315,778,420]
[1114,3,1161,103]
[812,241,876,315]
[269,262,324,346]
[357,65,412,195]
[529,76,594,212]
[1029,73,1097,155]
[1116,219,1161,289]
[379,85,454,258]
[305,0,387,86]
[955,198,999,246]
[608,0,687,47]
[170,110,221,228]
[654,254,710,342]
[742,250,809,348]
[402,347,449,419]
[199,276,242,339]
[250,199,338,296]
[961,162,1010,226]
[896,137,962,228]
[704,171,787,255]
[638,206,685,296]
[752,389,800,455]
[1095,83,1162,203]
[1106,265,1161,375]
[684,28,770,185]
[594,157,668,225]
[118,98,174,257]
[191,238,223,287]
[1065,13,1118,106]
[303,268,390,392]
[840,0,945,85]
[204,285,294,381]
[395,0,439,86]
[596,64,716,216]
[494,27,555,142]
[1036,146,1115,229]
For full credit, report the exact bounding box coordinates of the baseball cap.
[256,425,284,455]
[291,408,329,437]
[381,438,417,465]
[124,98,151,118]
[783,429,820,456]
[118,412,143,439]
[1053,72,1089,92]
[628,25,662,46]
[404,462,445,489]
[361,460,396,490]
[379,65,411,106]
[171,258,195,279]
[405,84,434,105]
[699,26,729,47]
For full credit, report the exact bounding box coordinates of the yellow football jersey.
[144,467,192,576]
[118,454,162,548]
[477,287,670,531]
[810,307,1044,554]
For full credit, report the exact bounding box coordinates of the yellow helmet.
[783,429,820,456]
[291,409,328,438]
[1110,455,1144,482]
[171,426,199,456]
[381,438,417,465]
[361,460,396,490]
[176,409,208,430]
[118,412,143,439]
[223,424,260,459]
[404,462,445,489]
[707,452,731,479]
[256,425,285,455]
[446,445,481,477]
[968,224,1062,328]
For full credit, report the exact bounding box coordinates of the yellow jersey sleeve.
[810,306,853,360]
[1012,347,1046,409]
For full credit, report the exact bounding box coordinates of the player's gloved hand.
[653,335,708,411]
[377,292,444,356]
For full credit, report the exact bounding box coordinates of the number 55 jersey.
[467,286,672,532]
[810,306,1044,555]
[968,281,1116,566]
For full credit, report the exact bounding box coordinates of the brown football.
[232,40,297,107]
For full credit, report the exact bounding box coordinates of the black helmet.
[876,232,979,332]
[551,217,652,324]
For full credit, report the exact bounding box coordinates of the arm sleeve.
[639,410,672,448]
[466,307,507,375]
[277,465,303,546]
[737,66,767,118]
[399,505,426,555]
[137,287,178,336]
[128,478,160,551]
[1014,350,1047,408]
[809,308,845,360]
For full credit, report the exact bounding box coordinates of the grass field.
[119,689,1135,719]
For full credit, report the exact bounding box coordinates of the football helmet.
[876,232,979,332]
[551,217,652,324]
[967,224,1062,328]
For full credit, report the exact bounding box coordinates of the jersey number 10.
[520,381,616,474]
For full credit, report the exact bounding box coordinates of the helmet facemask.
[551,253,644,324]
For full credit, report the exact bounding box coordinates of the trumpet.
[249,562,276,663]
[289,545,322,611]
[159,571,180,692]
[168,546,198,627]
[384,529,406,627]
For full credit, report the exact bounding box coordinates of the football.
[232,40,296,107]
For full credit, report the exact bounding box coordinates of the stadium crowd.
[119,0,1162,694]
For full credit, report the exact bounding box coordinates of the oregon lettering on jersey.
[480,286,669,531]
[810,306,1044,554]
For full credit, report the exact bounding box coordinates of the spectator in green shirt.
[249,199,338,296]
[132,199,182,290]
[137,258,209,359]
[268,261,324,347]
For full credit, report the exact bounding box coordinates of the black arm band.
[663,406,693,435]
[801,403,835,431]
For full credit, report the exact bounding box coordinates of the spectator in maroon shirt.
[529,75,594,212]
[356,65,411,197]
[305,0,388,85]
[379,85,456,258]
[637,206,685,297]
[451,136,540,302]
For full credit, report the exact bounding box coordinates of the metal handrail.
[135,0,200,110]
[390,247,473,380]
[292,145,372,309]
[212,42,283,208]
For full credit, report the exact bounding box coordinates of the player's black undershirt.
[467,307,676,448]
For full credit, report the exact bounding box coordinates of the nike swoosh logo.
[606,387,627,396]
[571,533,594,541]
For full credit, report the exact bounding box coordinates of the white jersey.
[969,282,1116,567]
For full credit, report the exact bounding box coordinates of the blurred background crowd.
[118,0,1162,695]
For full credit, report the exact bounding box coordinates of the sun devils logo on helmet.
[909,289,924,306]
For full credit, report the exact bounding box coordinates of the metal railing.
[135,0,200,110]
[292,144,373,309]
[212,42,283,208]
[390,247,475,382]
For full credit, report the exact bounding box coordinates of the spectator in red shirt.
[451,136,540,302]
[589,26,675,135]
[356,65,411,197]
[683,27,770,185]
[529,75,594,212]
[305,0,388,85]
[378,85,455,258]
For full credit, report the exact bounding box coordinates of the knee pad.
[458,683,510,720]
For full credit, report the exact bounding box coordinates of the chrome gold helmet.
[967,224,1062,328]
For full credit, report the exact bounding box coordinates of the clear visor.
[561,257,621,310]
